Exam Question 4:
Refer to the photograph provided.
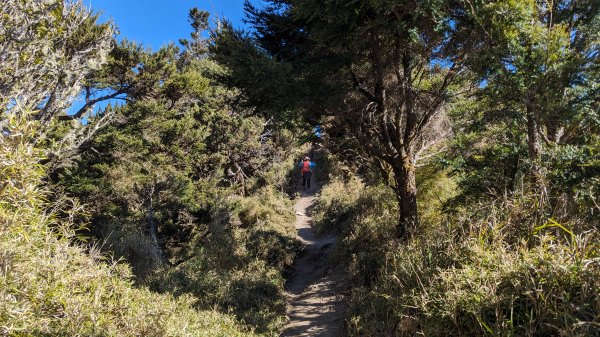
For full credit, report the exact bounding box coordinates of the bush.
[147,167,302,335]
[0,115,253,337]
[346,213,600,336]
[312,177,364,234]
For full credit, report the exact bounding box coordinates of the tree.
[236,0,474,238]
[0,0,120,177]
[210,23,307,128]
[179,8,210,64]
[0,0,113,123]
[438,0,600,216]
[461,0,600,189]
[56,11,292,273]
[44,41,187,174]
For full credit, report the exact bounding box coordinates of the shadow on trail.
[281,177,347,337]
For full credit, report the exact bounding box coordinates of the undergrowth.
[0,115,254,336]
[146,146,303,335]
[314,156,600,337]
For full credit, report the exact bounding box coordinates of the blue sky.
[89,0,255,50]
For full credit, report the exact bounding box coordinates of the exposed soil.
[281,187,347,337]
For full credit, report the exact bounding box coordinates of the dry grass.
[313,158,600,337]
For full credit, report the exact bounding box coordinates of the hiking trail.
[282,187,347,337]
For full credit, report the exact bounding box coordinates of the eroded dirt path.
[282,189,347,337]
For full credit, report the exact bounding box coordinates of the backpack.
[302,161,311,173]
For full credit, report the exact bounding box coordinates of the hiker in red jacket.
[298,156,316,190]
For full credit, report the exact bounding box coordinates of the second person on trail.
[298,156,315,191]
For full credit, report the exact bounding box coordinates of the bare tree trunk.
[526,101,543,186]
[393,151,418,239]
[145,192,163,260]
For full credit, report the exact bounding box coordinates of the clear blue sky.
[89,0,255,50]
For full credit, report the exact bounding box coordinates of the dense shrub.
[51,45,303,333]
[146,152,302,335]
[0,115,253,336]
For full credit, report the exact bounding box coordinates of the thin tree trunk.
[526,101,543,186]
[393,152,418,239]
[145,193,163,260]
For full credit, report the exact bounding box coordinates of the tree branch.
[59,88,129,120]
[351,71,380,103]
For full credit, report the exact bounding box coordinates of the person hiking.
[298,156,316,190]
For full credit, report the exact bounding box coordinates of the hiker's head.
[304,156,310,161]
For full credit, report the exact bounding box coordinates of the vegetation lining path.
[282,188,347,337]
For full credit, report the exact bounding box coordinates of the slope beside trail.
[282,187,347,337]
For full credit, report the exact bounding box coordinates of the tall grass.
[313,158,600,336]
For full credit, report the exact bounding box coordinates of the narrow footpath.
[282,188,347,337]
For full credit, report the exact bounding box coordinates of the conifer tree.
[221,0,476,238]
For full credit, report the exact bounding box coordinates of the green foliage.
[229,0,483,235]
[453,0,600,192]
[37,7,305,333]
[347,224,600,336]
[415,165,458,226]
[210,23,304,127]
[58,52,291,263]
[229,0,600,335]
[312,177,364,234]
[55,52,302,333]
[147,173,302,335]
[0,114,253,337]
[444,0,600,208]
[444,95,529,202]
[547,136,600,197]
[5,1,599,336]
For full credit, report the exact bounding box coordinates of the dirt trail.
[281,188,347,337]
